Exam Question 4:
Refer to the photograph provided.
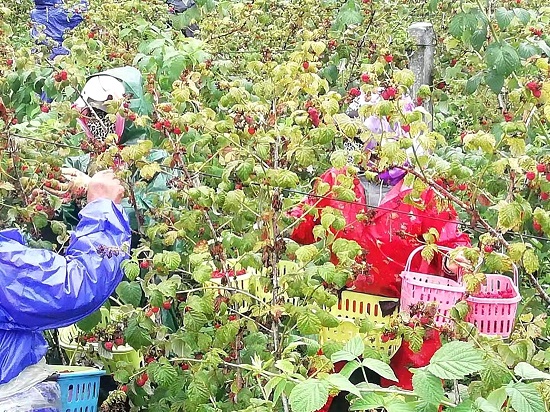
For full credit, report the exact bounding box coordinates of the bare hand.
[87,170,125,204]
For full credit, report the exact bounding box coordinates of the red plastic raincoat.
[290,167,470,298]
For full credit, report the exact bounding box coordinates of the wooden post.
[408,22,435,130]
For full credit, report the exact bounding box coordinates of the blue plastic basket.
[53,366,105,412]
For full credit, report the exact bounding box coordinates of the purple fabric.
[0,199,131,385]
[361,94,416,186]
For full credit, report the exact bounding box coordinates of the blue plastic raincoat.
[31,0,88,59]
[0,199,131,385]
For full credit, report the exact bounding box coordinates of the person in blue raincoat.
[0,170,131,409]
[31,0,88,59]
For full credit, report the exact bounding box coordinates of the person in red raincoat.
[290,92,471,402]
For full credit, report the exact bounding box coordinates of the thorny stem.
[270,99,290,412]
[407,167,550,306]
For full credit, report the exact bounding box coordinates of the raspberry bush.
[1,0,550,411]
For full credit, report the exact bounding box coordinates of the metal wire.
[4,132,550,243]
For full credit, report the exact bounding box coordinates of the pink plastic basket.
[466,266,521,338]
[400,246,466,326]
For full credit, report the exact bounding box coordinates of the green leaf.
[326,373,361,397]
[481,356,513,391]
[289,379,330,412]
[495,7,514,30]
[122,260,140,281]
[362,358,398,382]
[114,369,131,384]
[426,341,485,379]
[513,8,531,24]
[76,309,102,332]
[412,369,444,405]
[505,382,545,412]
[162,251,182,270]
[332,0,363,31]
[518,42,540,59]
[474,397,500,412]
[316,310,340,328]
[297,309,322,335]
[330,150,348,169]
[514,362,550,380]
[116,281,142,307]
[485,70,505,94]
[349,393,385,410]
[295,244,319,263]
[384,398,416,412]
[125,316,152,349]
[485,42,520,77]
[449,12,477,39]
[487,388,508,410]
[523,248,540,274]
[149,362,178,387]
[331,336,364,362]
[465,73,483,94]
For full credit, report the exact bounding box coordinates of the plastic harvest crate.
[207,260,299,309]
[58,307,142,373]
[400,246,466,326]
[52,366,105,412]
[466,269,521,338]
[319,291,402,359]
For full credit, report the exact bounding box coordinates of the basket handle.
[403,245,456,273]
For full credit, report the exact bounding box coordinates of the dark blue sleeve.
[0,199,131,331]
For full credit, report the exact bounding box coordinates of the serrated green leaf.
[114,369,131,383]
[297,309,322,335]
[523,248,540,274]
[116,281,142,307]
[465,73,483,94]
[76,309,102,332]
[362,358,397,382]
[331,336,364,363]
[475,397,500,412]
[326,373,360,396]
[289,379,330,412]
[495,7,514,30]
[316,309,340,328]
[162,251,181,270]
[122,260,140,281]
[330,150,348,169]
[412,369,444,404]
[125,316,152,349]
[486,42,520,77]
[485,70,505,94]
[449,12,477,39]
[426,341,485,379]
[295,244,318,263]
[513,8,531,24]
[349,393,385,410]
[514,362,550,380]
[505,382,546,412]
[481,355,513,391]
[149,362,178,387]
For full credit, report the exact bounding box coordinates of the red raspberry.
[349,87,361,97]
[484,245,494,253]
[302,61,310,70]
[162,301,172,310]
[360,73,370,83]
[537,163,546,173]
[173,127,182,134]
[151,306,160,313]
[114,337,124,346]
[104,341,114,351]
[60,71,68,81]
[526,171,536,181]
[384,54,394,63]
[401,124,410,133]
[541,192,549,201]
[247,127,256,135]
